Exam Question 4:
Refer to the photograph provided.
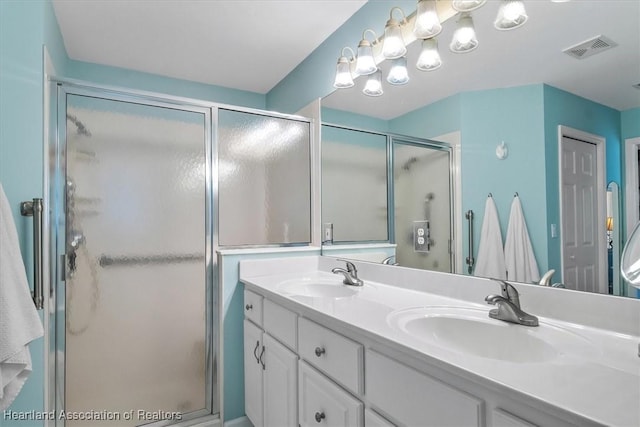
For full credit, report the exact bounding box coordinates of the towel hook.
[514,192,519,198]
[488,193,493,198]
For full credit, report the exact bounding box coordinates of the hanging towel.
[504,195,540,283]
[474,196,507,279]
[0,183,43,410]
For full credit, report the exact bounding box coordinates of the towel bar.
[20,198,44,310]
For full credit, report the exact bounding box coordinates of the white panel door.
[560,136,601,292]
[244,320,264,427]
[263,334,298,427]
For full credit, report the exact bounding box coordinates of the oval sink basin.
[387,306,596,363]
[277,278,357,299]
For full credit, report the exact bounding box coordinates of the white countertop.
[239,256,640,427]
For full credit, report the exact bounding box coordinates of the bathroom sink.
[387,306,596,363]
[277,278,357,298]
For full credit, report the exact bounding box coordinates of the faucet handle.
[337,258,357,274]
[490,278,521,308]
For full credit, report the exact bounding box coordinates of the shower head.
[402,157,418,171]
[67,114,92,137]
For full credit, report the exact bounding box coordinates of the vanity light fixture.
[333,47,356,89]
[414,0,442,39]
[416,38,442,71]
[494,0,528,30]
[387,56,410,85]
[382,7,407,59]
[451,0,486,12]
[355,29,378,76]
[450,13,478,53]
[363,70,384,96]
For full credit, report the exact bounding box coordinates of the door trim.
[557,125,607,293]
[624,137,640,238]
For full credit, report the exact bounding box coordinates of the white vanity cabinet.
[243,291,298,427]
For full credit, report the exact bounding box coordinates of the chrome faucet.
[332,259,364,287]
[485,279,538,327]
[382,255,398,265]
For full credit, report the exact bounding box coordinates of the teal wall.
[0,2,67,424]
[220,250,320,421]
[542,85,622,274]
[266,1,416,114]
[66,60,265,110]
[388,93,461,139]
[460,85,548,275]
[621,108,640,139]
[321,107,389,133]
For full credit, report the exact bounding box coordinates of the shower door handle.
[20,198,44,310]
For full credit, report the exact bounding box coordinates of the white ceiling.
[324,0,640,119]
[52,0,367,94]
[52,1,639,117]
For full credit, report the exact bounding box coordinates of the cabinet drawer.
[298,318,363,395]
[299,361,363,427]
[244,289,263,326]
[264,299,297,350]
[365,409,395,427]
[366,350,483,427]
[492,409,537,427]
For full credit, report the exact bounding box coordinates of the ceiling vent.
[563,35,617,60]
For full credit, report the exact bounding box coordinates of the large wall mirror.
[319,0,639,298]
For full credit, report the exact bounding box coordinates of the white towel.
[504,195,540,283]
[0,183,43,410]
[474,196,507,279]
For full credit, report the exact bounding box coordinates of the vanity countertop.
[239,256,640,427]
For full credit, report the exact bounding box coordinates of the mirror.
[319,1,640,297]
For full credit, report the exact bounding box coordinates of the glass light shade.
[416,38,442,71]
[452,0,487,12]
[494,0,528,30]
[450,13,478,53]
[333,56,354,88]
[363,70,384,96]
[621,222,640,289]
[355,39,377,75]
[414,0,442,39]
[382,17,407,59]
[387,56,409,85]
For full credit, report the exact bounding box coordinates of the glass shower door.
[57,91,215,426]
[393,140,453,272]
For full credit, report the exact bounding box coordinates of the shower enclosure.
[392,138,453,272]
[49,83,217,426]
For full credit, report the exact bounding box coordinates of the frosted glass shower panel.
[322,125,388,242]
[393,142,452,272]
[218,109,311,246]
[64,95,209,425]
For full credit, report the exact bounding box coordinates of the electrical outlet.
[413,220,430,253]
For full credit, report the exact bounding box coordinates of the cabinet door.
[263,334,298,427]
[299,361,363,427]
[244,320,264,427]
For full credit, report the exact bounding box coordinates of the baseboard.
[223,416,252,427]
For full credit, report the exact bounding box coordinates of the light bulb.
[333,56,354,89]
[387,56,409,85]
[416,38,442,71]
[450,13,478,53]
[452,0,486,12]
[363,70,384,96]
[414,0,442,39]
[355,39,377,75]
[494,0,528,30]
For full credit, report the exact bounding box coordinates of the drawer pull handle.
[259,345,265,370]
[245,303,253,311]
[314,412,325,423]
[253,340,260,364]
[314,347,326,357]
